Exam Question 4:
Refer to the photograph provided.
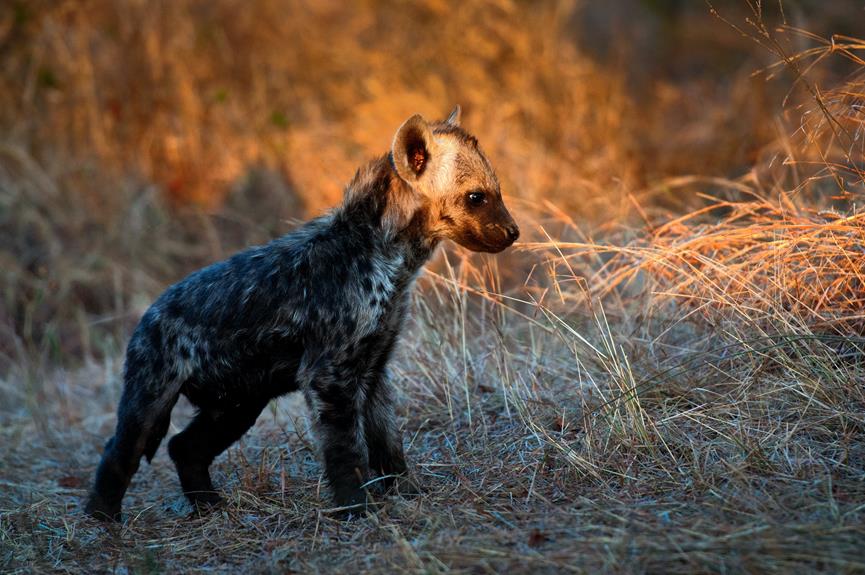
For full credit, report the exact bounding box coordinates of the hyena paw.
[187,490,223,513]
[331,487,369,520]
[84,494,122,522]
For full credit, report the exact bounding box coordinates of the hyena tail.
[84,362,180,521]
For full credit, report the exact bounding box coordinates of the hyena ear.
[391,114,435,184]
[445,105,461,127]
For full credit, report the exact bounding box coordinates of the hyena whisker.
[84,105,519,521]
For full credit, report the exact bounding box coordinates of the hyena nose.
[506,225,520,243]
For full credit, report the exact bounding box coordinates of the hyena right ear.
[391,114,435,184]
[445,105,461,127]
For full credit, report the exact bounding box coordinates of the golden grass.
[0,0,646,215]
[524,196,865,334]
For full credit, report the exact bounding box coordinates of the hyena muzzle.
[85,106,519,520]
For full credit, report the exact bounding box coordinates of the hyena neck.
[339,154,440,271]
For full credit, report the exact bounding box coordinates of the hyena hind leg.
[167,397,269,509]
[85,377,179,521]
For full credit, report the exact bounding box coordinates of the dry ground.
[4,205,865,572]
[3,275,864,574]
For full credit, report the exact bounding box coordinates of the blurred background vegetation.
[0,0,861,370]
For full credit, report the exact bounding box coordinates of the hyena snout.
[504,222,520,243]
[495,222,519,252]
[485,206,519,252]
[490,222,519,252]
[466,213,517,253]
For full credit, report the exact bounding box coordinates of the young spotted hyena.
[85,106,519,521]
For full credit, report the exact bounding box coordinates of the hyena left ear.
[445,105,461,127]
[392,114,435,184]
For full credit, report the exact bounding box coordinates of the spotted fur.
[84,107,519,521]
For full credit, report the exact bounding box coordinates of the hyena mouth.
[466,234,518,253]
[455,223,519,253]
[486,239,517,253]
[482,225,520,253]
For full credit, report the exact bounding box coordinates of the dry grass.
[532,196,865,333]
[3,2,865,574]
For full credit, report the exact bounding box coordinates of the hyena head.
[389,106,519,253]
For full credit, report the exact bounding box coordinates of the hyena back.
[85,106,519,520]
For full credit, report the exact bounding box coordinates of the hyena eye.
[467,191,487,207]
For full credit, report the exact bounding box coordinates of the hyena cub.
[85,106,519,520]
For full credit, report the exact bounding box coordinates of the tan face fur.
[390,107,519,253]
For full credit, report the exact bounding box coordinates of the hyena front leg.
[363,372,413,494]
[303,364,370,514]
